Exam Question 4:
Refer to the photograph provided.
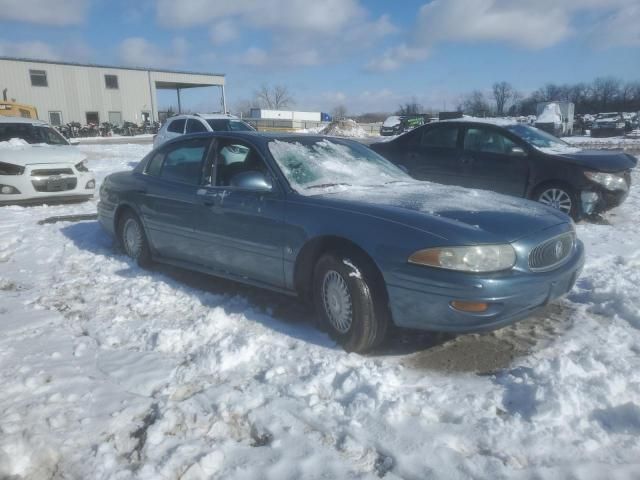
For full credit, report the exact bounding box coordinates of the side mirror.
[509,146,526,156]
[229,170,273,191]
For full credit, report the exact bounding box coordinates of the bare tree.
[592,77,621,111]
[492,81,513,116]
[254,84,295,110]
[332,105,348,120]
[460,91,491,117]
[396,97,423,115]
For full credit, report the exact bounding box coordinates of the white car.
[153,113,255,148]
[0,117,95,205]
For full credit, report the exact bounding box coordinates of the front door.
[461,126,529,196]
[193,138,285,288]
[137,137,211,263]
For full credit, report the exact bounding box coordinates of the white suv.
[153,113,255,148]
[0,117,95,205]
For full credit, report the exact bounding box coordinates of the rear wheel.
[118,211,152,267]
[312,252,389,353]
[533,183,578,219]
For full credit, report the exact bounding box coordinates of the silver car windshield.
[505,124,568,149]
[268,138,410,194]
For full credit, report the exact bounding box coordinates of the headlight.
[0,162,25,175]
[584,171,628,192]
[75,161,89,172]
[408,244,516,272]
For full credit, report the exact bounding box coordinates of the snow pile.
[320,119,369,138]
[0,143,640,478]
[0,137,30,149]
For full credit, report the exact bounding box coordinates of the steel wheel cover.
[538,188,572,214]
[322,270,353,334]
[123,218,142,258]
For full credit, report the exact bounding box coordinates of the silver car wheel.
[538,188,572,214]
[123,218,142,258]
[322,270,353,334]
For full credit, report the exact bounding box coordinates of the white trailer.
[535,101,575,137]
[250,109,321,121]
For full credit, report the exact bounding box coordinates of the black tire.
[312,252,389,353]
[532,182,579,220]
[118,210,152,267]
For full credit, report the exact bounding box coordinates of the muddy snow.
[0,143,639,479]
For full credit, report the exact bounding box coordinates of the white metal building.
[0,56,226,126]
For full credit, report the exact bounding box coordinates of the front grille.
[529,232,575,271]
[31,168,74,176]
[32,176,77,192]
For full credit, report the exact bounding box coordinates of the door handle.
[460,155,474,165]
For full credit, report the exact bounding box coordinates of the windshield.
[505,124,568,148]
[206,119,255,131]
[596,113,621,120]
[268,138,410,194]
[0,123,69,145]
[383,116,401,127]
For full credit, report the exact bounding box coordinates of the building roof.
[0,56,225,78]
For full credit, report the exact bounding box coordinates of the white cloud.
[237,47,269,66]
[591,2,640,47]
[365,44,429,73]
[209,20,238,46]
[0,40,60,60]
[0,0,88,25]
[156,0,396,68]
[118,37,189,68]
[365,0,638,71]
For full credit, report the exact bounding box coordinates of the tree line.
[460,77,640,117]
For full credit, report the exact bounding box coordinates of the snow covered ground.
[1,143,639,479]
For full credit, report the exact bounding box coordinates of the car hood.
[545,149,637,172]
[309,181,568,243]
[0,144,86,166]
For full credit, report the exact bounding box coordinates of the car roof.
[0,116,49,125]
[437,117,519,127]
[161,131,360,148]
[167,113,239,121]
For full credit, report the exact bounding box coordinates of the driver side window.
[214,140,270,188]
[464,127,517,155]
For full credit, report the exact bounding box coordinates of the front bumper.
[582,171,632,214]
[0,163,95,205]
[591,127,625,137]
[385,240,584,333]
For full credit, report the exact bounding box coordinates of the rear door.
[137,137,211,263]
[461,126,529,196]
[159,118,186,144]
[391,124,464,185]
[186,118,208,134]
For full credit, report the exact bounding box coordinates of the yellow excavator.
[0,88,38,119]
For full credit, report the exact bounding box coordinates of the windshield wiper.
[305,182,351,190]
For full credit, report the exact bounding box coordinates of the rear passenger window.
[167,119,186,133]
[160,142,207,185]
[420,126,459,148]
[186,119,207,133]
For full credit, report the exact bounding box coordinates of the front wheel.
[118,211,152,267]
[533,183,579,219]
[312,252,389,353]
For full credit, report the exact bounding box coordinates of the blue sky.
[1,0,639,114]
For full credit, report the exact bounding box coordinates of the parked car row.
[2,114,635,354]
